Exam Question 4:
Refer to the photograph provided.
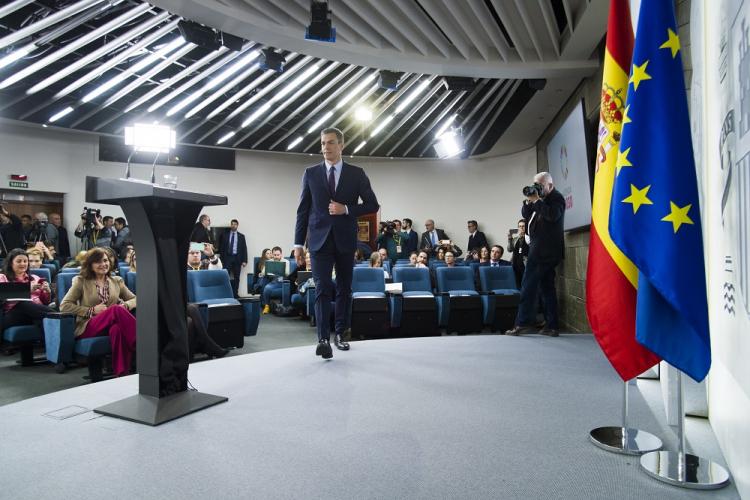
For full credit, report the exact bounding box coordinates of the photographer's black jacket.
[521,188,565,263]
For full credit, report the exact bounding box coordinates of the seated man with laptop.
[261,246,290,314]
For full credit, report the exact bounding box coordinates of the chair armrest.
[44,311,77,319]
[239,297,261,336]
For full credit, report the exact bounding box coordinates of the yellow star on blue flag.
[609,1,710,381]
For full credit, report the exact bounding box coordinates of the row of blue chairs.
[349,265,520,337]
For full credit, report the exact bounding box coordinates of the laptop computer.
[0,282,31,301]
[264,260,287,278]
[296,271,312,285]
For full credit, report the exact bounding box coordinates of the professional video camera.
[522,182,544,198]
[383,221,396,234]
[81,207,101,228]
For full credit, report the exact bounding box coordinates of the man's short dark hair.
[231,219,239,224]
[468,220,478,226]
[321,127,344,143]
[21,214,32,221]
[272,246,283,253]
[114,217,126,226]
[403,218,412,226]
[491,245,504,257]
[102,216,113,223]
[392,219,401,225]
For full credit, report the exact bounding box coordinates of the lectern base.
[94,391,228,426]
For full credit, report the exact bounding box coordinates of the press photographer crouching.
[506,171,565,337]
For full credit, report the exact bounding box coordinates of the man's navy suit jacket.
[295,161,379,253]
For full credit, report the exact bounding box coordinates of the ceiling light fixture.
[48,106,74,123]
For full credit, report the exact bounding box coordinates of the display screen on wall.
[98,135,235,170]
[545,100,592,231]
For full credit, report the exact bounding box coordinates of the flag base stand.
[640,451,730,489]
[639,370,730,489]
[589,379,663,455]
[589,426,662,455]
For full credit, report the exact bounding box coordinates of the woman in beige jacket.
[60,248,136,376]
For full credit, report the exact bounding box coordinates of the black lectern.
[86,177,228,425]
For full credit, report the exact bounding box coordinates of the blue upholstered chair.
[350,267,388,338]
[126,271,136,294]
[478,266,520,332]
[435,267,483,334]
[117,264,130,277]
[0,308,45,367]
[390,267,438,336]
[48,273,111,380]
[186,270,260,348]
[395,259,411,265]
[29,267,52,283]
[60,267,80,274]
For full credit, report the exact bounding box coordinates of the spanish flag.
[586,0,660,381]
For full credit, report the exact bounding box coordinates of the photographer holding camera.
[506,171,565,337]
[74,207,111,250]
[376,220,406,264]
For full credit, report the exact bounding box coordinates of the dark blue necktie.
[328,166,336,195]
[230,232,236,255]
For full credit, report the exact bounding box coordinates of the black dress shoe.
[505,325,536,336]
[541,328,559,337]
[315,340,333,359]
[334,334,350,351]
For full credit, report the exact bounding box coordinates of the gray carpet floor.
[0,328,739,499]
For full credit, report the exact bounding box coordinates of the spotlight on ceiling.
[178,20,245,51]
[259,49,286,72]
[305,1,336,43]
[434,130,464,159]
[378,70,402,90]
[355,107,373,121]
[444,77,476,92]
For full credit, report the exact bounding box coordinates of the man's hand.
[526,193,540,203]
[328,200,346,215]
[203,243,214,257]
[294,247,305,267]
[241,262,247,267]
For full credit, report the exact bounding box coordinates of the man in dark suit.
[401,218,419,255]
[506,172,565,337]
[190,214,215,246]
[220,219,248,298]
[419,219,449,255]
[294,127,380,359]
[507,219,529,288]
[467,220,489,253]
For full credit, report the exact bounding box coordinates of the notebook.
[264,260,287,277]
[0,282,31,301]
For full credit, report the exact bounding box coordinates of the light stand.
[590,379,663,454]
[639,370,731,489]
[150,152,159,185]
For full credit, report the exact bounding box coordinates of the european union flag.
[609,1,710,381]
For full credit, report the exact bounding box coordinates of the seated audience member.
[25,247,45,270]
[444,251,458,268]
[378,247,389,265]
[415,251,429,269]
[354,248,365,264]
[485,245,510,267]
[62,251,88,269]
[479,246,490,264]
[60,248,136,377]
[123,246,135,266]
[102,247,119,274]
[435,246,446,262]
[32,241,55,262]
[261,246,290,313]
[408,251,418,266]
[369,251,390,279]
[252,248,272,294]
[187,243,222,270]
[0,248,53,329]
